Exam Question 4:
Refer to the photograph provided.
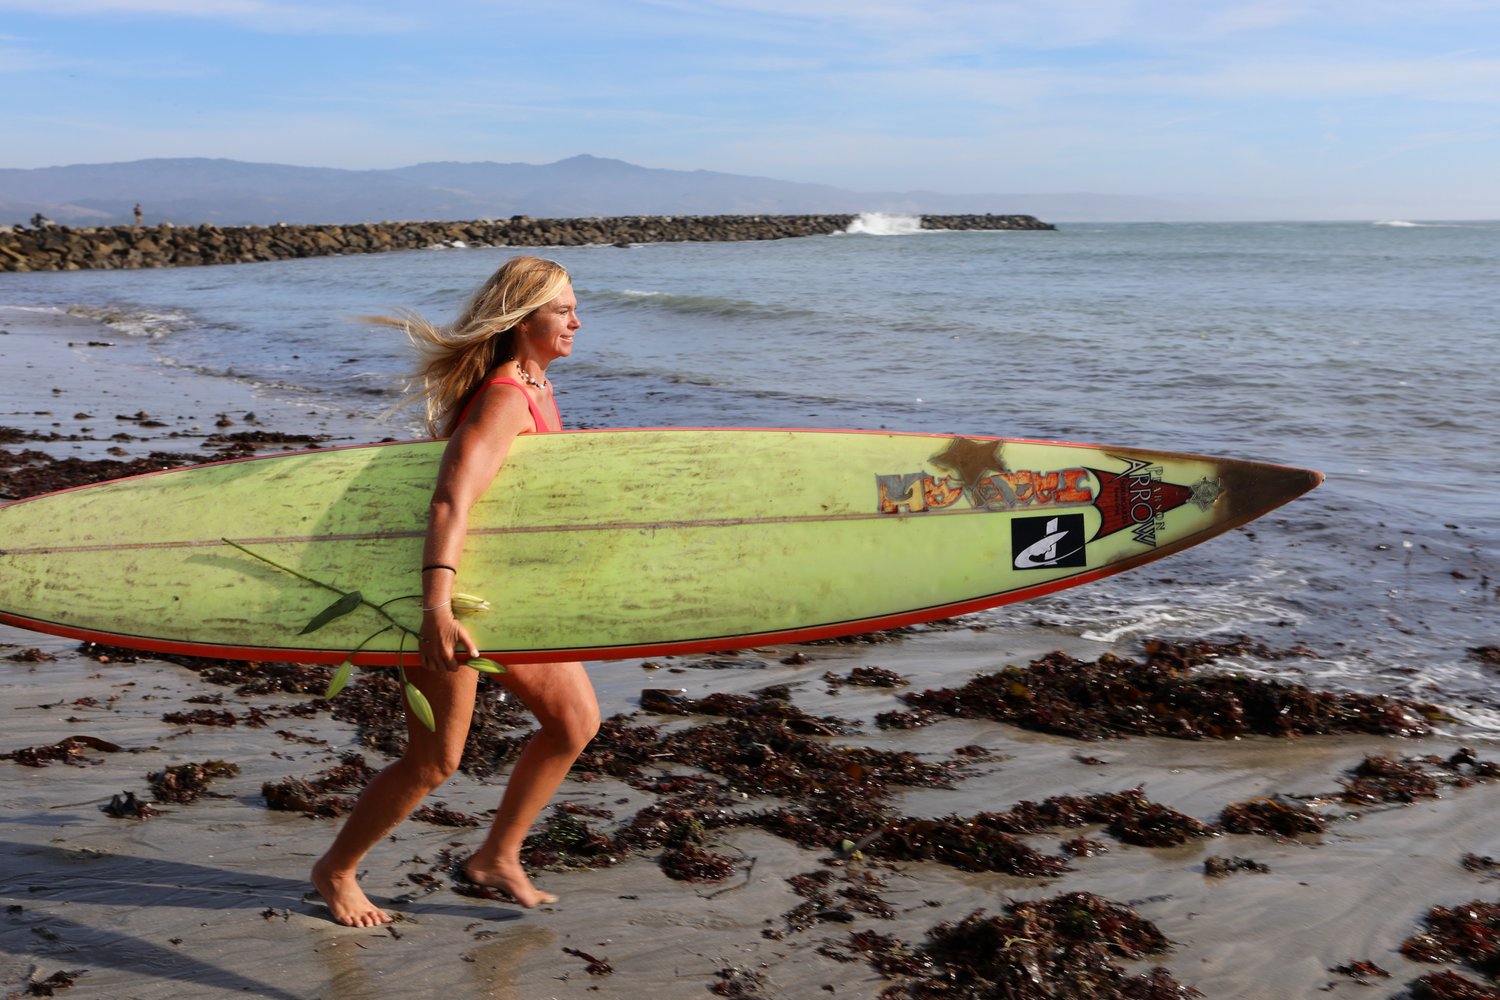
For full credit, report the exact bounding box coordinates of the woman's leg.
[464,660,599,906]
[311,665,479,926]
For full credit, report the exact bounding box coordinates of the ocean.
[4,216,1497,734]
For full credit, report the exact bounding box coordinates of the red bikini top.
[453,377,561,434]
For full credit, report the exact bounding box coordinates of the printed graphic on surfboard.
[874,436,1230,573]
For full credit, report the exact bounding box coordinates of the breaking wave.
[65,303,195,340]
[844,213,924,236]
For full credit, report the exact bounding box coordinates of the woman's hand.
[420,607,478,672]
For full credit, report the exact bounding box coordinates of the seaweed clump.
[262,753,377,817]
[147,760,240,803]
[1340,750,1500,805]
[1402,899,1500,978]
[779,868,897,938]
[639,686,855,736]
[21,967,87,996]
[865,817,1072,877]
[976,787,1218,848]
[1341,755,1441,803]
[662,716,956,799]
[1464,855,1500,877]
[1,449,203,500]
[101,791,161,819]
[900,639,1437,740]
[825,667,910,691]
[2,735,125,768]
[1218,798,1327,839]
[754,786,1219,882]
[831,892,1200,999]
[1408,971,1500,999]
[1204,856,1269,878]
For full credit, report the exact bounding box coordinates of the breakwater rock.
[0,213,1053,273]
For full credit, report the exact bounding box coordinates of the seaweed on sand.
[827,892,1200,999]
[900,639,1438,740]
[862,817,1072,876]
[21,967,87,997]
[1203,856,1269,878]
[750,787,1217,877]
[955,788,1218,849]
[1218,798,1328,839]
[1402,899,1500,977]
[639,685,857,735]
[2,735,126,767]
[1,448,203,500]
[778,868,897,938]
[262,752,376,817]
[75,642,336,698]
[148,759,240,803]
[1340,750,1500,805]
[1409,971,1500,999]
[658,843,739,882]
[657,716,958,799]
[1341,755,1442,804]
[825,666,910,691]
[162,706,266,727]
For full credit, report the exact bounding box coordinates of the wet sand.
[3,306,1499,999]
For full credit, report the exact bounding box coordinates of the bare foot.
[462,857,558,908]
[310,858,391,927]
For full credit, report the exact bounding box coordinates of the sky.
[2,0,1499,219]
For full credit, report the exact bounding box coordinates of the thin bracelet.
[422,564,457,574]
[421,599,451,612]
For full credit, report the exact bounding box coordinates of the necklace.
[513,364,549,391]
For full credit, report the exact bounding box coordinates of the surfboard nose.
[1216,459,1324,526]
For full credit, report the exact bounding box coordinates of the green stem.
[353,623,398,653]
[221,537,418,635]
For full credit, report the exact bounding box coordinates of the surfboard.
[0,429,1321,665]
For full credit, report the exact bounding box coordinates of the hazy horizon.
[3,2,1498,221]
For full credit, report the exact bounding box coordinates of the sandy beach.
[4,305,1500,1000]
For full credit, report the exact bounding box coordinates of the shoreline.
[0,213,1055,273]
[3,305,1500,1000]
[0,304,401,468]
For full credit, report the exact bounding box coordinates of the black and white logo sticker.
[1011,513,1087,570]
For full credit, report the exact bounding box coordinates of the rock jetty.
[0,214,1053,273]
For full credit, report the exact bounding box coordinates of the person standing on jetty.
[311,255,598,927]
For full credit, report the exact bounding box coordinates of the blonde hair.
[376,256,571,436]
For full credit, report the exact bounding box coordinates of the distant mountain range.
[0,155,1197,227]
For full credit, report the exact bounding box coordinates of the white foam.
[845,212,923,236]
[0,304,67,316]
[65,304,194,340]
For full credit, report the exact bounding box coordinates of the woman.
[311,256,600,927]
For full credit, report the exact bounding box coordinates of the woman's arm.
[419,386,533,670]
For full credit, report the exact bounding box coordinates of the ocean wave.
[591,287,812,321]
[0,304,68,316]
[1372,220,1469,229]
[65,303,195,340]
[843,212,925,236]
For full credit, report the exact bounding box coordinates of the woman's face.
[516,283,579,362]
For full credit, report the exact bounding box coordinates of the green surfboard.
[0,429,1321,664]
